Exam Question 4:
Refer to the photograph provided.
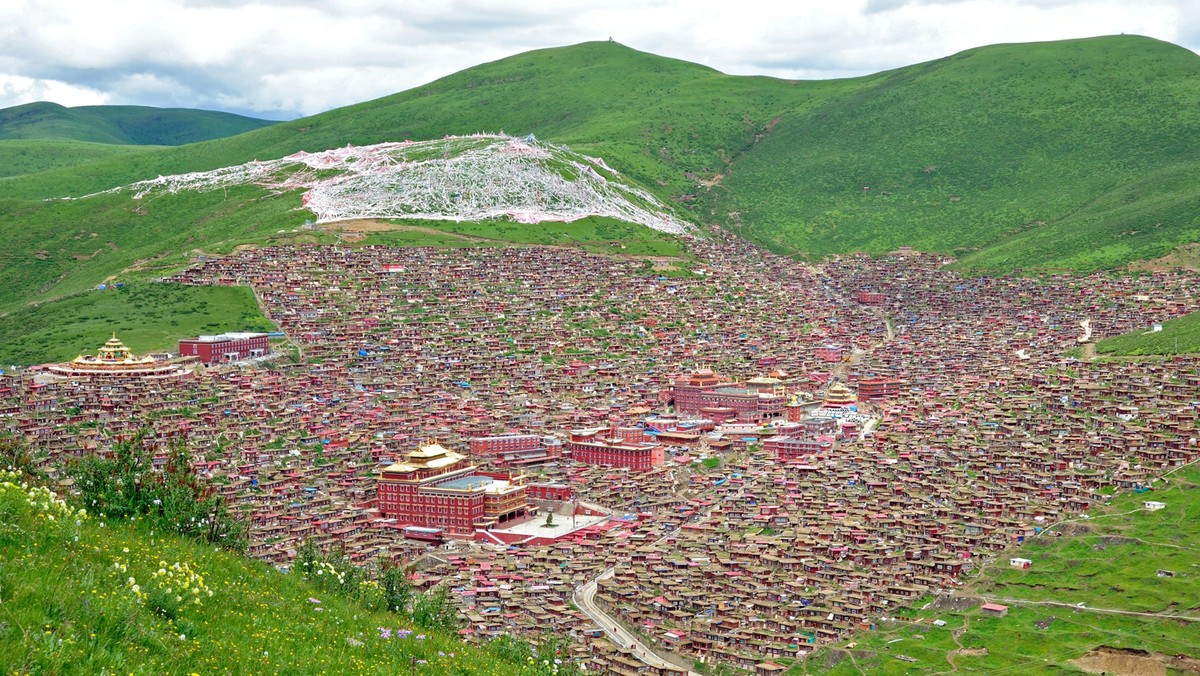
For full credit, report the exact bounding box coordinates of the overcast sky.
[2,0,1197,120]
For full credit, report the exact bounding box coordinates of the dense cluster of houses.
[1,230,1197,671]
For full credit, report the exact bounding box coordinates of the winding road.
[573,567,699,674]
[572,508,718,675]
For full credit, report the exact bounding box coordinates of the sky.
[2,0,1197,120]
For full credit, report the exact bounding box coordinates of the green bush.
[71,431,246,551]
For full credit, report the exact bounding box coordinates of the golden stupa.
[46,334,190,379]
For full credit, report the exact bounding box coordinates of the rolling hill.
[0,101,277,145]
[3,35,1200,318]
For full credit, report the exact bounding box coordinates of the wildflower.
[308,597,321,604]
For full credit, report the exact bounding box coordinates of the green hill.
[716,35,1200,271]
[0,101,277,145]
[0,139,155,178]
[1095,309,1200,356]
[0,469,538,674]
[2,36,1199,317]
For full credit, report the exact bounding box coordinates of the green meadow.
[0,101,276,146]
[802,466,1200,674]
[355,216,687,257]
[0,283,275,367]
[1095,310,1200,356]
[0,470,559,675]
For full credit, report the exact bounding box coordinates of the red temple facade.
[855,290,886,305]
[857,378,905,401]
[469,434,562,467]
[670,369,727,414]
[671,370,786,422]
[814,344,845,363]
[763,435,835,461]
[377,443,531,536]
[178,332,269,364]
[566,428,665,470]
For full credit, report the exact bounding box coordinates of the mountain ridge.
[0,101,277,145]
[1,34,1199,316]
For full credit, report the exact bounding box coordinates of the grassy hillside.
[0,139,155,178]
[0,185,321,315]
[1095,309,1200,356]
[0,283,276,367]
[0,101,277,145]
[714,35,1200,271]
[0,470,531,674]
[0,36,1198,317]
[806,465,1200,675]
[1,41,813,202]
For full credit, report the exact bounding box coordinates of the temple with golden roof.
[45,334,193,380]
[821,382,858,409]
[377,442,531,536]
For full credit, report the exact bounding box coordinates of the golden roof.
[70,334,156,367]
[824,382,856,404]
[382,443,466,473]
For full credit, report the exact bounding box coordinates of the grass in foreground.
[0,282,275,367]
[1095,309,1200,356]
[0,470,543,675]
[801,466,1200,674]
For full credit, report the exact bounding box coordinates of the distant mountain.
[0,102,277,145]
[2,35,1200,314]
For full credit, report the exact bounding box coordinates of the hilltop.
[2,35,1200,316]
[0,101,276,145]
[0,133,690,319]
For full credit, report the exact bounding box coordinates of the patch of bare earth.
[933,595,981,612]
[1127,243,1200,272]
[1071,646,1200,676]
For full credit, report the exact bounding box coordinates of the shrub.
[71,431,246,551]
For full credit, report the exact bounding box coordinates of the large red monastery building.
[178,332,269,364]
[566,428,665,470]
[670,369,787,422]
[377,442,531,537]
[469,434,562,467]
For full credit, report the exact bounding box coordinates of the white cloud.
[0,74,109,109]
[0,0,1195,119]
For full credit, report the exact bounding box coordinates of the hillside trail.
[943,614,970,672]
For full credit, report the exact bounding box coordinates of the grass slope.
[0,139,156,179]
[346,216,686,257]
[1096,309,1200,356]
[0,473,522,675]
[0,283,275,367]
[803,466,1200,675]
[1,42,804,202]
[0,36,1198,316]
[715,35,1200,271]
[0,185,326,315]
[0,101,277,145]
